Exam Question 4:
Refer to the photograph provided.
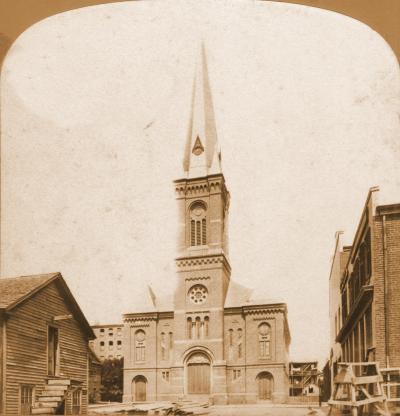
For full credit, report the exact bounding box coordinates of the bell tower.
[171,46,230,404]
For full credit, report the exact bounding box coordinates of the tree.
[100,357,124,402]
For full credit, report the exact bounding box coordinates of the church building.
[122,48,291,405]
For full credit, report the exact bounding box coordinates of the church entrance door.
[133,376,147,401]
[187,352,211,394]
[257,372,273,400]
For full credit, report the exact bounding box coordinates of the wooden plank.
[354,375,382,384]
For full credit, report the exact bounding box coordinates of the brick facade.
[122,48,290,405]
[329,187,400,392]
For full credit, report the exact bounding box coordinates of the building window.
[109,340,113,350]
[161,332,166,360]
[162,371,170,382]
[100,328,105,336]
[341,288,348,323]
[204,317,209,338]
[195,317,201,339]
[229,329,233,347]
[187,317,192,339]
[117,340,122,349]
[237,328,243,358]
[258,323,271,357]
[72,389,82,415]
[190,201,207,246]
[108,328,113,336]
[135,330,146,362]
[169,332,173,355]
[100,341,105,351]
[20,385,34,415]
[117,328,122,336]
[366,231,372,279]
[233,369,241,380]
[188,284,208,305]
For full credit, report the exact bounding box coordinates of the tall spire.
[183,44,222,178]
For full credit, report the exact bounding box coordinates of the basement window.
[20,385,34,415]
[72,389,82,415]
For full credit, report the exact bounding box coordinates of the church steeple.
[183,44,221,178]
[174,45,229,258]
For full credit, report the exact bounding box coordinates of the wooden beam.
[53,314,73,321]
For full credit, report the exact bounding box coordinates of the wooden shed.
[0,272,95,415]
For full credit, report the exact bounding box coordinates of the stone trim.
[123,314,158,323]
[129,323,150,328]
[185,276,210,281]
[176,254,231,273]
[224,305,286,316]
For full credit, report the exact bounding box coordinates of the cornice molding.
[224,303,287,316]
[174,175,228,199]
[123,313,158,323]
[185,276,210,281]
[176,254,231,273]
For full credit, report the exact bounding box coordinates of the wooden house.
[0,272,95,415]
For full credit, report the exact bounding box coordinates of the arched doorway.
[187,352,211,394]
[132,375,147,402]
[257,372,274,400]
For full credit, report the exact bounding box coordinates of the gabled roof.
[0,272,95,339]
[0,272,58,309]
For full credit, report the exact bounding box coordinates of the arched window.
[135,330,146,362]
[187,317,192,339]
[190,202,207,246]
[237,328,243,358]
[195,317,201,339]
[229,329,233,347]
[161,332,166,360]
[258,323,271,357]
[169,332,173,350]
[204,316,209,338]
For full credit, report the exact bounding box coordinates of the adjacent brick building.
[90,324,123,361]
[122,48,291,405]
[328,187,400,392]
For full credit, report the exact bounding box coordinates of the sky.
[1,0,400,364]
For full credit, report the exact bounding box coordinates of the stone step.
[38,396,63,402]
[38,401,59,408]
[40,390,66,397]
[47,378,71,386]
[31,407,55,415]
[31,407,56,416]
[44,384,69,392]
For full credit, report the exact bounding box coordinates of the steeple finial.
[183,44,221,178]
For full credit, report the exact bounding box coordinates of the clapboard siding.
[0,316,4,414]
[4,280,90,415]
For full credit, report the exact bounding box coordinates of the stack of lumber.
[90,400,209,415]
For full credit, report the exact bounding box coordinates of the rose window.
[189,285,208,305]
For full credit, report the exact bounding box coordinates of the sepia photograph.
[0,1,399,415]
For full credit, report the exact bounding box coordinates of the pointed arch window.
[190,202,207,246]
